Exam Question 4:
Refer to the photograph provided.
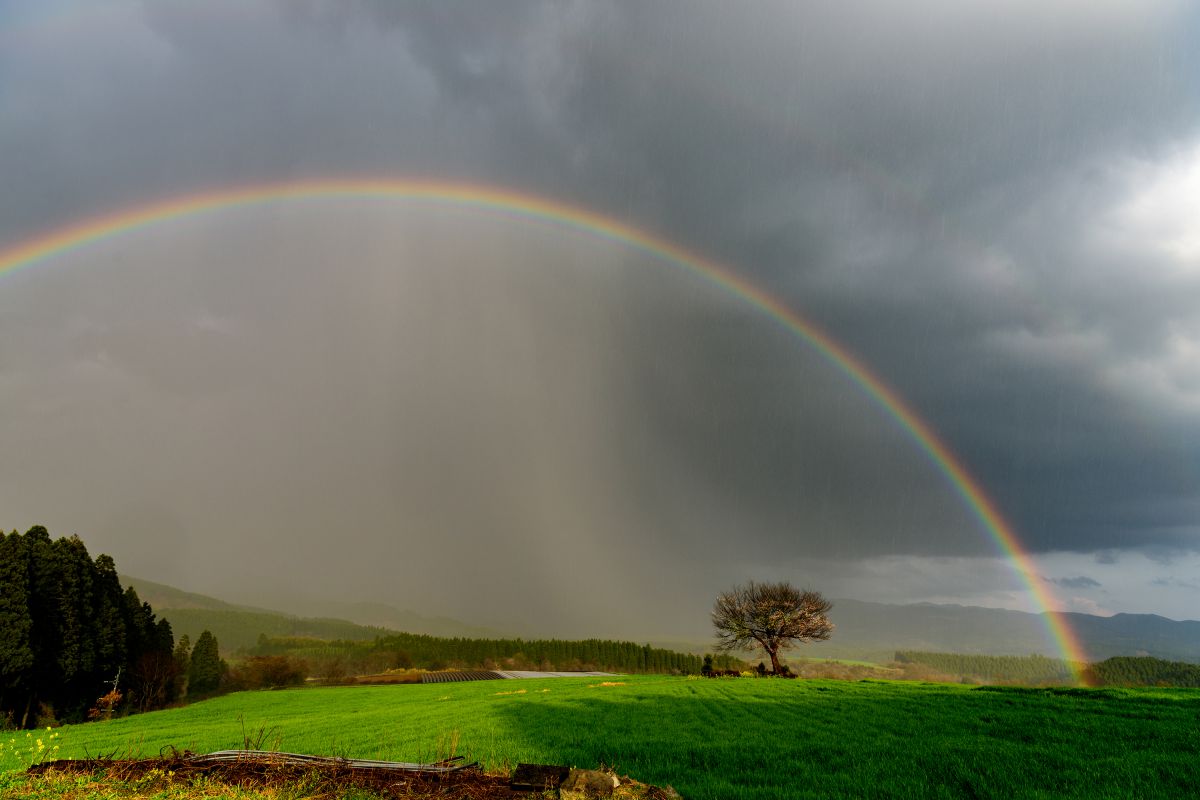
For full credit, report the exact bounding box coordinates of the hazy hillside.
[156,608,393,652]
[122,577,1200,664]
[120,576,499,652]
[278,598,502,639]
[121,575,271,613]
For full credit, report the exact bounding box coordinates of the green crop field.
[4,676,1200,799]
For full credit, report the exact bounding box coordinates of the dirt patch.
[28,755,680,799]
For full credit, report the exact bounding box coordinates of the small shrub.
[33,704,58,729]
[87,689,123,721]
[228,656,308,689]
[705,669,742,678]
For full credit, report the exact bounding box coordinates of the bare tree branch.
[712,581,833,674]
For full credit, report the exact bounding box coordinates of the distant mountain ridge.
[803,599,1200,663]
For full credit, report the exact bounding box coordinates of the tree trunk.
[767,647,782,675]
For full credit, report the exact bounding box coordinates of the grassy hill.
[6,676,1199,799]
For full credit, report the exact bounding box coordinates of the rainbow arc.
[0,178,1091,682]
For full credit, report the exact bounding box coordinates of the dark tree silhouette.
[173,634,192,697]
[92,555,128,690]
[188,630,222,696]
[0,527,174,726]
[712,581,833,674]
[0,532,34,714]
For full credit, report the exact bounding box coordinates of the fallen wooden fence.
[191,750,477,772]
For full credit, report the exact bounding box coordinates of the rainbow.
[0,178,1091,681]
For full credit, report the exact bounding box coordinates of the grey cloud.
[1151,577,1200,591]
[1143,546,1193,567]
[1045,576,1102,590]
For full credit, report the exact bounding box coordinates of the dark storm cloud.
[291,0,1200,559]
[535,1,1200,557]
[1,0,1199,630]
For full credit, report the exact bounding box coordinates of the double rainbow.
[0,178,1091,681]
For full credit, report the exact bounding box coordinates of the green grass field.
[5,676,1200,799]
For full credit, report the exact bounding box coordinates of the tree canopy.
[712,581,833,674]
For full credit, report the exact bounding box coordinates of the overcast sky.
[1,1,1198,637]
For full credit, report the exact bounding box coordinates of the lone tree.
[712,581,833,675]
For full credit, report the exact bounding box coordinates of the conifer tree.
[0,532,34,720]
[173,634,192,697]
[92,555,128,688]
[23,526,62,725]
[188,630,222,696]
[52,535,98,716]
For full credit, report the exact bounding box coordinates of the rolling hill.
[120,576,498,652]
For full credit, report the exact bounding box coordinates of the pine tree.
[188,630,222,696]
[173,635,192,697]
[51,535,98,717]
[22,526,62,726]
[121,587,172,711]
[0,531,34,722]
[150,618,178,705]
[92,555,127,689]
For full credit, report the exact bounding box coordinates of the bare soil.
[28,755,679,799]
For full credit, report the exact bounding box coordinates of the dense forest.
[894,652,1075,684]
[0,527,178,728]
[1085,656,1200,687]
[251,633,746,678]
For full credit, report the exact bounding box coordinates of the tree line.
[251,632,745,677]
[1085,656,1200,688]
[894,651,1075,684]
[0,526,220,728]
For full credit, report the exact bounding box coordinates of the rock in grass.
[560,768,619,799]
[613,782,684,799]
[511,762,571,790]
